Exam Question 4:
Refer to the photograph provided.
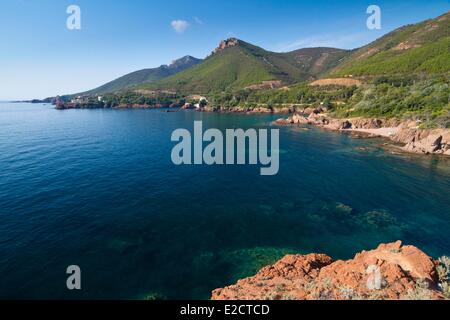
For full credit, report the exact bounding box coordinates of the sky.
[0,0,448,100]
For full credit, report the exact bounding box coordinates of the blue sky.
[0,0,448,100]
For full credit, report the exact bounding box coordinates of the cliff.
[211,38,241,55]
[211,241,450,300]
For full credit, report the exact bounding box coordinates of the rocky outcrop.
[212,38,240,55]
[181,103,194,110]
[310,78,362,87]
[196,106,449,156]
[199,105,299,114]
[392,124,450,155]
[277,112,450,156]
[212,241,448,300]
[246,80,283,90]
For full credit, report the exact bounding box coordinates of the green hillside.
[82,56,202,95]
[141,12,449,95]
[200,12,450,127]
[138,39,349,94]
[331,11,450,77]
[70,12,449,99]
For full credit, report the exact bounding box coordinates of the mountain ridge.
[142,11,449,94]
[69,11,449,97]
[78,55,202,96]
[137,39,350,94]
[329,11,450,76]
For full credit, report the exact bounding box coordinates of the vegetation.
[145,45,275,94]
[208,82,356,109]
[137,13,449,96]
[206,75,449,128]
[64,73,449,129]
[333,38,450,76]
[102,91,183,108]
[437,256,450,299]
[59,12,450,127]
[332,77,450,128]
[138,40,349,94]
[405,279,434,300]
[59,91,183,109]
[77,56,202,96]
[331,11,450,77]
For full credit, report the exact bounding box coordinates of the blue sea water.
[0,102,449,299]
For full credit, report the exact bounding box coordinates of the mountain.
[330,11,450,77]
[77,11,449,97]
[137,38,349,94]
[82,55,202,95]
[142,12,449,94]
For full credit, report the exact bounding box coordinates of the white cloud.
[171,20,190,34]
[194,17,203,25]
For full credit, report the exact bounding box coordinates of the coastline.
[195,105,450,157]
[52,101,450,157]
[343,127,399,138]
[273,110,450,157]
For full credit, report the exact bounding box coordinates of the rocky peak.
[168,55,202,70]
[212,38,240,55]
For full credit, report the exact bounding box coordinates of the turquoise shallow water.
[0,102,449,299]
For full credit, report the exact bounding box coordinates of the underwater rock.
[358,209,398,228]
[334,202,354,215]
[143,292,167,300]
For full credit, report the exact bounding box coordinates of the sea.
[0,102,449,299]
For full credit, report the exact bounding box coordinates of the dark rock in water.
[341,120,352,129]
[182,103,194,110]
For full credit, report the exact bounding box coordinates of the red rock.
[211,242,446,300]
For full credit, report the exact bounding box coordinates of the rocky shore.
[212,241,450,300]
[55,102,183,110]
[275,109,450,156]
[198,105,296,114]
[54,99,450,157]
